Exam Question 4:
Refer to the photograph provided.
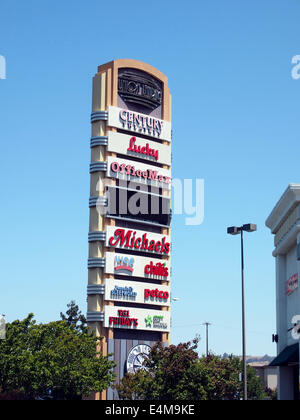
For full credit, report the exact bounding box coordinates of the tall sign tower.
[87,59,172,400]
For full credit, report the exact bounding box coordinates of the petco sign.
[105,252,170,280]
[105,279,170,306]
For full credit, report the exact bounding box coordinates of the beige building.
[266,184,300,400]
[248,362,278,391]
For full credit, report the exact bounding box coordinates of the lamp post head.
[227,226,240,235]
[242,223,257,233]
[227,224,257,235]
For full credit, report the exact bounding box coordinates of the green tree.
[60,300,87,333]
[265,387,277,400]
[197,355,266,400]
[0,314,115,400]
[246,363,267,400]
[197,355,241,400]
[117,341,267,400]
[117,338,207,400]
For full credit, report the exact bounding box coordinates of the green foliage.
[60,300,87,333]
[197,355,267,400]
[265,388,277,400]
[116,340,267,401]
[246,363,267,401]
[197,355,241,400]
[0,313,116,400]
[115,370,150,401]
[117,338,206,400]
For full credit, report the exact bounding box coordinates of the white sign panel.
[105,226,171,256]
[105,252,170,280]
[286,273,298,295]
[104,306,171,332]
[107,131,171,166]
[108,105,171,142]
[106,156,171,190]
[105,279,170,307]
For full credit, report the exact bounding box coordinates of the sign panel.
[105,252,170,280]
[107,131,171,166]
[105,226,171,256]
[118,68,162,113]
[286,273,298,295]
[104,306,171,332]
[106,156,171,190]
[105,279,170,306]
[108,106,171,142]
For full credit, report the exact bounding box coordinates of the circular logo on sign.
[126,344,151,374]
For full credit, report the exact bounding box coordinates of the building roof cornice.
[265,184,300,234]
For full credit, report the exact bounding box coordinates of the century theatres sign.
[105,279,170,306]
[106,226,171,255]
[105,252,170,280]
[107,131,171,166]
[104,306,171,332]
[106,156,171,189]
[108,106,171,142]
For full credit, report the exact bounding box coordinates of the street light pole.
[227,223,257,401]
[240,229,247,401]
[203,322,211,357]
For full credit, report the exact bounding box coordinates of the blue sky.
[0,0,300,356]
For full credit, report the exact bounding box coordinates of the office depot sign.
[107,131,171,166]
[106,156,171,189]
[104,306,171,332]
[105,252,170,280]
[106,226,171,255]
[108,105,171,142]
[105,279,170,306]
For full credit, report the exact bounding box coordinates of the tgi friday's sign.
[106,156,171,190]
[108,106,171,142]
[104,305,170,332]
[107,131,171,166]
[105,252,170,281]
[105,226,171,256]
[105,279,170,307]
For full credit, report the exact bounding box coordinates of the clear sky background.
[1,0,300,357]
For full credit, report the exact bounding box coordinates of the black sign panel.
[118,68,162,112]
[106,185,171,227]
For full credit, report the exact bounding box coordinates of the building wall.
[286,245,299,347]
[265,367,278,390]
[266,186,300,400]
